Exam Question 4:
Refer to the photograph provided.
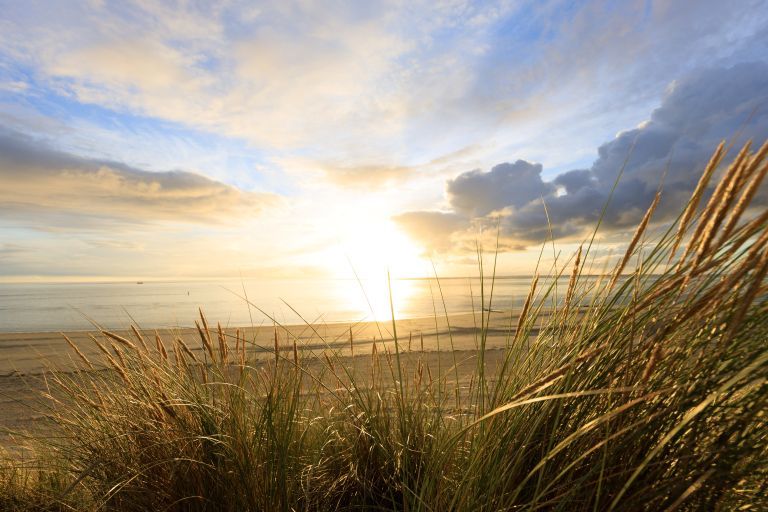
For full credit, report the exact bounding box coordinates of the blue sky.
[1,0,767,280]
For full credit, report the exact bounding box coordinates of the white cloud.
[1,0,766,186]
[0,129,277,228]
[397,62,768,252]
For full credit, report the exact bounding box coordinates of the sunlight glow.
[323,217,431,281]
[334,276,420,323]
[306,216,430,322]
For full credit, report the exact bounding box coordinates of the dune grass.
[2,140,768,511]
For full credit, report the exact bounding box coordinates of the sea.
[0,277,571,333]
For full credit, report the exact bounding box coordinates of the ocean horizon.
[0,276,576,333]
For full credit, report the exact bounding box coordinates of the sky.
[1,0,768,282]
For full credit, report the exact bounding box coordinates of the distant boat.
[136,281,144,284]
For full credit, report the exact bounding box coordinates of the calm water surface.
[0,277,574,333]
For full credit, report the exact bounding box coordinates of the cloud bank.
[2,0,767,187]
[396,62,768,254]
[0,129,274,229]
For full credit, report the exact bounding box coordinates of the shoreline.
[0,310,536,451]
[0,309,487,336]
[0,310,545,377]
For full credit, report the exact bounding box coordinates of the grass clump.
[2,140,768,510]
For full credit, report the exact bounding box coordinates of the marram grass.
[2,140,768,511]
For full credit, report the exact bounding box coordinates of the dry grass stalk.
[414,358,424,388]
[371,337,378,381]
[62,334,94,370]
[738,139,768,188]
[676,250,765,331]
[274,328,279,364]
[170,338,181,368]
[511,344,606,401]
[681,141,752,268]
[680,275,741,323]
[724,246,768,344]
[176,337,199,363]
[383,345,396,382]
[610,191,661,290]
[217,322,228,364]
[155,332,168,360]
[716,208,768,264]
[564,245,582,312]
[92,340,128,383]
[101,330,137,352]
[692,143,755,269]
[158,400,178,420]
[669,141,726,261]
[636,275,685,311]
[174,340,187,369]
[89,334,112,359]
[54,378,101,410]
[198,307,213,343]
[667,206,768,298]
[130,325,149,353]
[717,154,768,245]
[719,229,768,290]
[195,320,215,361]
[90,382,107,409]
[515,274,539,341]
[641,343,664,385]
[111,344,128,369]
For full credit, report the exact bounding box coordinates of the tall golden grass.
[2,140,768,511]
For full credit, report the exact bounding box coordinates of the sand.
[0,311,543,451]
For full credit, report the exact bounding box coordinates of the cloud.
[277,145,490,187]
[0,243,27,258]
[1,0,766,188]
[0,1,427,153]
[1,1,768,280]
[553,169,594,194]
[320,163,415,187]
[397,61,768,253]
[447,160,555,216]
[391,211,468,254]
[0,129,276,229]
[51,40,199,93]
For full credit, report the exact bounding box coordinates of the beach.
[0,311,534,451]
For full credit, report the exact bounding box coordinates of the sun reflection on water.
[333,276,420,323]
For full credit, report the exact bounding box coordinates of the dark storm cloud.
[446,160,555,216]
[553,169,594,194]
[396,62,768,252]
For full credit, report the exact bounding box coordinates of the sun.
[311,212,430,279]
[296,216,429,322]
[337,218,430,280]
